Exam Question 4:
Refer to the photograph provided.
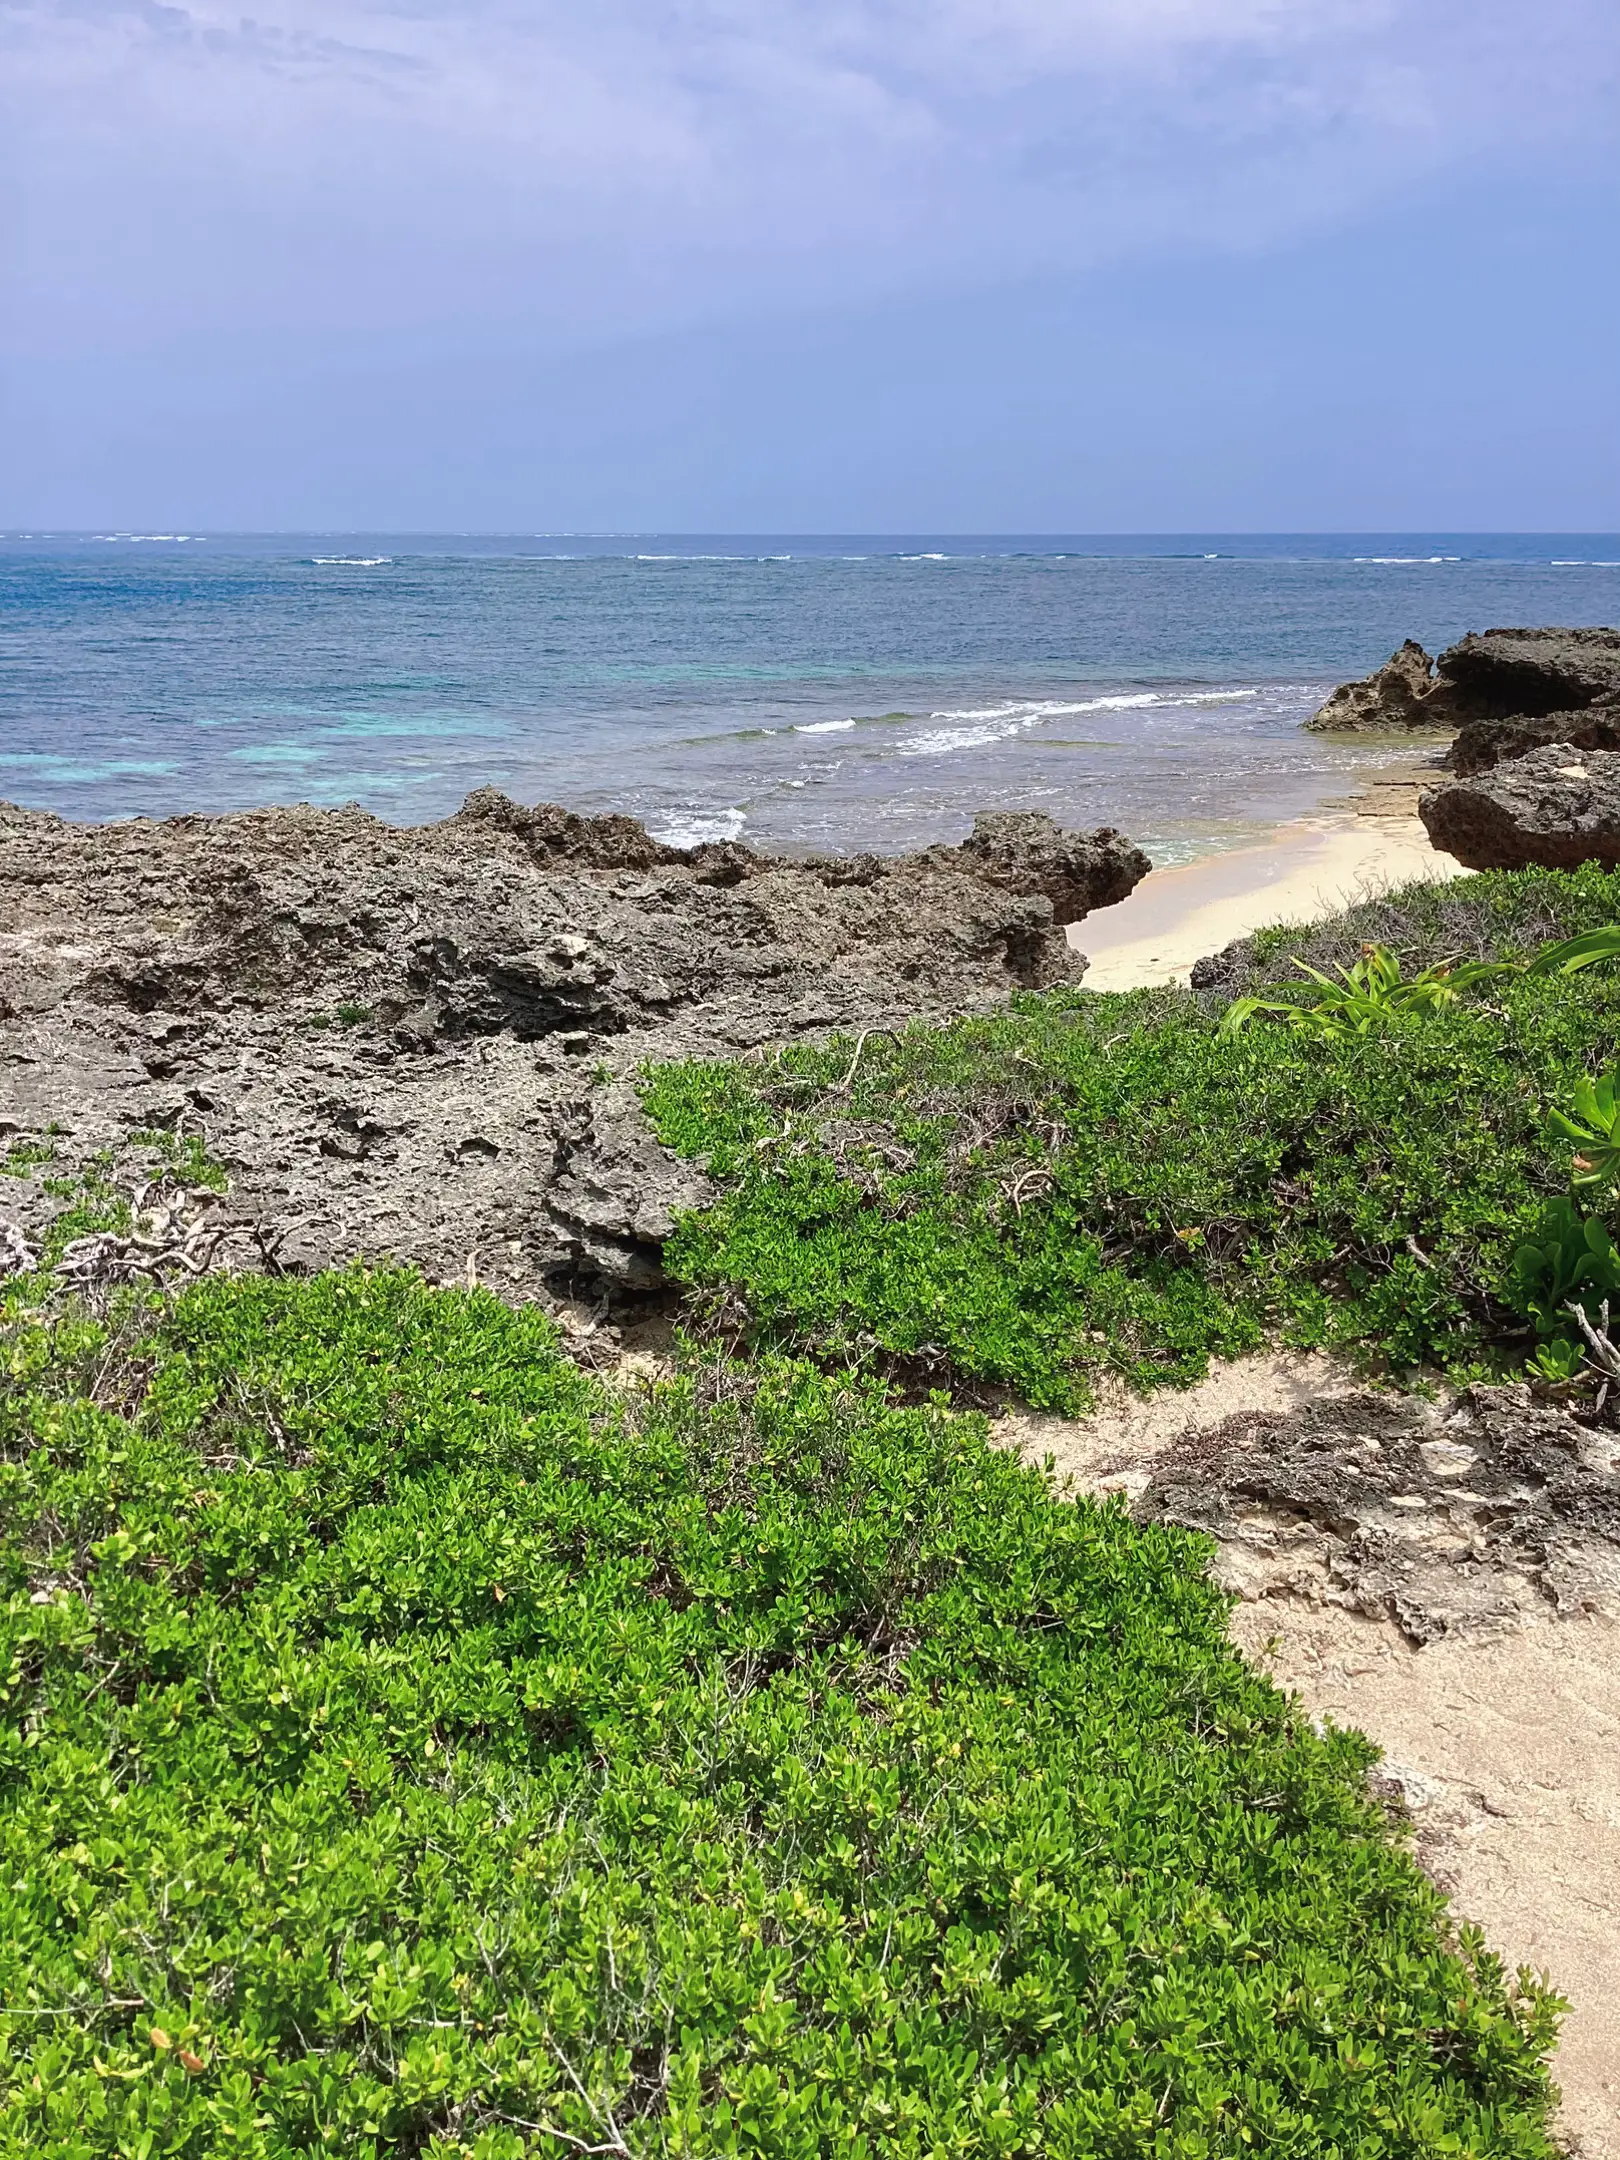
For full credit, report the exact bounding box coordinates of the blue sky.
[2,0,1617,529]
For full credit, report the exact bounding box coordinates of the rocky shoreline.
[8,630,1620,2150]
[0,794,1146,1300]
[6,620,1618,1313]
[7,618,1619,1308]
[1307,624,1620,872]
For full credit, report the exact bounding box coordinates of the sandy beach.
[1072,810,1469,991]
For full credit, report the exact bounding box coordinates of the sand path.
[999,1358,1620,2157]
[1053,797,1617,2151]
[1232,1608,1618,2156]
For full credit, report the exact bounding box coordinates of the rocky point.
[0,792,1148,1298]
[1306,625,1620,735]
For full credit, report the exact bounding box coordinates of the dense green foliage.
[1504,1197,1620,1378]
[0,1271,1561,2156]
[1548,1070,1620,1193]
[1224,921,1620,1041]
[645,869,1620,1409]
[1240,861,1620,981]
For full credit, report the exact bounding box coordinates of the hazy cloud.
[3,0,1617,368]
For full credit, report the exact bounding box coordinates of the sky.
[2,0,1617,530]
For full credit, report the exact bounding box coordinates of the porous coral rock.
[0,795,1148,1297]
[1419,743,1620,871]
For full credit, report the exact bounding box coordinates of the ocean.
[2,533,1617,866]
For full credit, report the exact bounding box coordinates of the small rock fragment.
[1419,1440,1478,1480]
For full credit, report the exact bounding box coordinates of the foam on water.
[649,805,748,848]
[896,688,1261,757]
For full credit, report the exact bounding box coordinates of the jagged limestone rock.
[1308,626,1620,736]
[1420,743,1620,871]
[0,794,1148,1297]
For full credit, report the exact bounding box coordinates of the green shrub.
[1222,946,1515,1039]
[127,1129,231,1194]
[0,1272,1561,2156]
[644,912,1620,1408]
[1503,1196,1620,1344]
[3,1140,58,1178]
[1547,1070,1620,1192]
[1241,861,1620,985]
[1221,920,1620,1041]
[1500,1064,1620,1381]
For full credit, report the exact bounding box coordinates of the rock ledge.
[0,794,1149,1295]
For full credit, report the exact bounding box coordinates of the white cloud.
[1,0,1615,369]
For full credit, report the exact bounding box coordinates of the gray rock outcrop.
[1305,640,1440,731]
[1307,625,1620,735]
[1446,702,1620,776]
[1419,743,1620,871]
[0,794,1148,1298]
[1435,626,1620,719]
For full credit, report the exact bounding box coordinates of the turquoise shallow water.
[2,533,1616,863]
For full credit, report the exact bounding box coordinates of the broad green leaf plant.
[1550,1070,1620,1191]
[1221,945,1514,1038]
[1222,922,1620,1041]
[1509,1059,1620,1385]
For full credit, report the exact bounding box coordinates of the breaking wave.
[896,688,1260,757]
[648,805,747,849]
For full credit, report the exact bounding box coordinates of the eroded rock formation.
[1436,626,1620,719]
[1418,743,1620,871]
[1305,640,1440,731]
[1139,1385,1620,1641]
[1306,626,1620,735]
[1447,703,1620,777]
[0,793,1148,1294]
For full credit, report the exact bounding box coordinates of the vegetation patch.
[0,1270,1562,2155]
[1237,861,1620,985]
[644,867,1620,1409]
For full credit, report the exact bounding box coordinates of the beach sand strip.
[1072,812,1469,992]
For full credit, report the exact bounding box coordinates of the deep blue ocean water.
[2,532,1616,863]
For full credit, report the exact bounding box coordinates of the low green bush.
[644,878,1620,1408]
[1224,922,1620,1042]
[0,1271,1561,2155]
[1240,861,1620,984]
[1504,1196,1620,1348]
[1500,1063,1620,1380]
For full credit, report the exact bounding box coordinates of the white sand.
[1072,814,1470,992]
[997,1361,1620,2157]
[1235,1609,1620,2158]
